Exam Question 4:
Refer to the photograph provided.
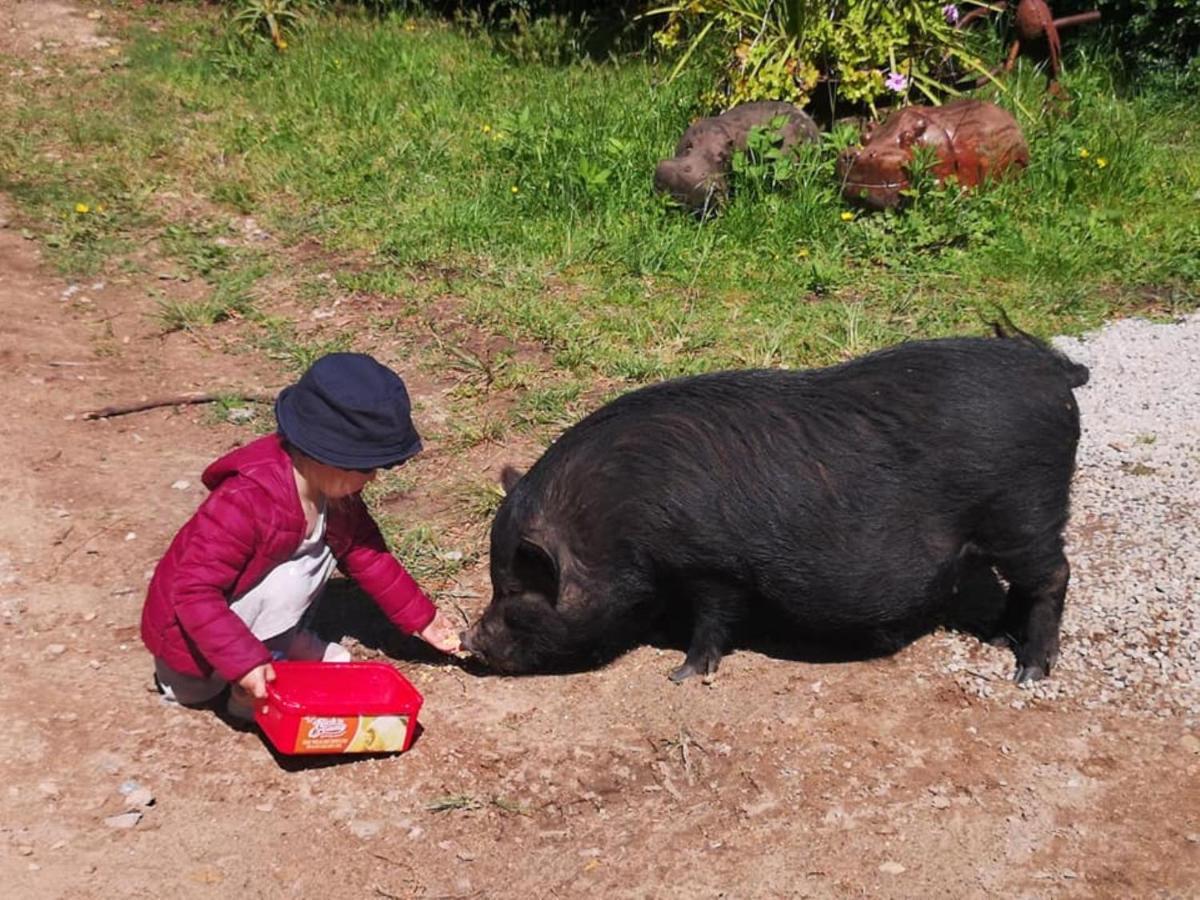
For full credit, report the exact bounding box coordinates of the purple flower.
[885,71,909,93]
[943,4,960,24]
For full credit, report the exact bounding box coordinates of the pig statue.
[836,99,1030,209]
[462,327,1088,685]
[654,101,821,213]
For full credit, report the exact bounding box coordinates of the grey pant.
[154,626,350,706]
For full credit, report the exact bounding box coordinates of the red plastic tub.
[255,661,423,755]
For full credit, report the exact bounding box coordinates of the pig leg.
[669,579,750,684]
[993,546,1070,683]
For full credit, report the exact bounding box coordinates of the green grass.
[0,7,1197,384]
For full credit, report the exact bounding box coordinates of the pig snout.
[459,613,518,671]
[459,624,484,659]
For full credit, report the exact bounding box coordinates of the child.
[141,352,461,718]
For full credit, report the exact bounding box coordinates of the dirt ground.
[1,3,1199,898]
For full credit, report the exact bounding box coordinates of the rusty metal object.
[835,100,1029,210]
[654,101,820,213]
[961,0,1101,91]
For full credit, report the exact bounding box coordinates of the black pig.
[462,330,1088,684]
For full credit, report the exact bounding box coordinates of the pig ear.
[514,538,558,603]
[500,466,525,494]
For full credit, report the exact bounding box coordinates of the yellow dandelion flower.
[1096,157,1108,168]
[1078,148,1090,159]
[278,39,288,50]
[511,185,519,194]
[796,246,810,258]
[840,211,854,222]
[481,124,491,133]
[74,202,90,214]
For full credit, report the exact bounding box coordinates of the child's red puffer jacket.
[140,434,436,683]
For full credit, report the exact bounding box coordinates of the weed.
[160,223,236,279]
[426,794,482,813]
[229,0,319,50]
[454,478,507,521]
[255,319,352,372]
[363,467,419,503]
[446,415,509,451]
[511,382,584,431]
[374,520,471,585]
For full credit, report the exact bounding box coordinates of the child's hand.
[417,610,462,654]
[237,662,276,699]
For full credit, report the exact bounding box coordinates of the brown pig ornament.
[836,99,1029,209]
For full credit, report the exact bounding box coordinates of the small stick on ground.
[81,391,278,420]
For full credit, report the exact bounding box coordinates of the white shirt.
[229,503,337,641]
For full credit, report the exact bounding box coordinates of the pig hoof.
[1013,663,1047,684]
[669,653,720,684]
[669,661,701,683]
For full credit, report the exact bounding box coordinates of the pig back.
[502,337,1081,624]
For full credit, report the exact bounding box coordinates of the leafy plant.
[731,114,806,189]
[228,0,322,50]
[1086,0,1200,72]
[646,0,996,112]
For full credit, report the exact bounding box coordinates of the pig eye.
[900,120,928,148]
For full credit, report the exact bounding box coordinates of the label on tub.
[295,715,409,753]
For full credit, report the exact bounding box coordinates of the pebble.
[124,787,154,809]
[38,781,60,799]
[350,820,382,839]
[18,845,33,856]
[226,408,255,424]
[879,861,906,875]
[170,480,190,490]
[103,811,141,829]
[46,644,66,656]
[931,796,951,809]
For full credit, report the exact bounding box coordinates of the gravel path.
[934,314,1200,721]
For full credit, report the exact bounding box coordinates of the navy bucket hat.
[274,353,422,470]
